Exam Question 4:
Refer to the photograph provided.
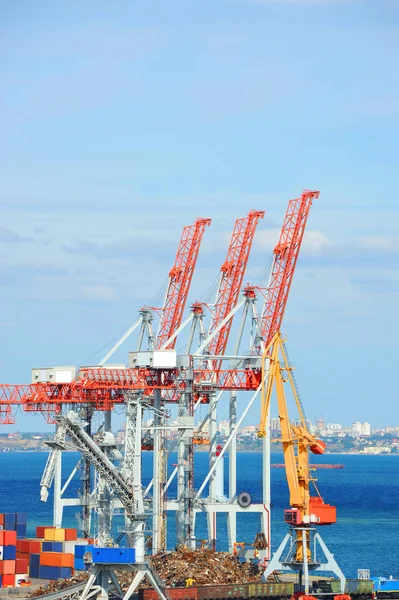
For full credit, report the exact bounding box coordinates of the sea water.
[0,451,398,579]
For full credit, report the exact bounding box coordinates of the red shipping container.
[16,539,23,552]
[2,573,15,587]
[64,528,77,541]
[0,560,16,575]
[0,530,17,546]
[16,558,29,573]
[36,526,54,539]
[21,540,42,554]
[0,514,4,526]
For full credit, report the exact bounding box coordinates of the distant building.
[316,416,325,431]
[270,417,281,432]
[361,422,371,437]
[218,420,229,436]
[240,425,256,436]
[352,422,371,437]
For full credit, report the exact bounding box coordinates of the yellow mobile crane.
[258,333,345,594]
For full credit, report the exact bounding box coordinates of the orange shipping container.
[40,552,74,568]
[0,530,17,546]
[0,514,4,526]
[0,560,16,575]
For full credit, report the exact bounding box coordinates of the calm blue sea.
[0,451,398,579]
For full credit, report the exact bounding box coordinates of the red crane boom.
[259,190,319,351]
[206,210,264,359]
[156,218,211,350]
[0,191,319,421]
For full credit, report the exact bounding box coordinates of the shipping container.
[39,565,72,580]
[29,565,40,579]
[0,560,16,575]
[21,539,42,554]
[0,530,17,546]
[3,545,16,560]
[0,546,3,560]
[16,513,27,525]
[29,554,40,567]
[64,541,78,554]
[2,573,15,587]
[0,515,4,527]
[42,541,63,552]
[16,523,27,539]
[36,525,55,539]
[44,528,56,541]
[3,514,16,530]
[64,528,77,541]
[0,575,2,588]
[16,559,28,574]
[40,552,74,568]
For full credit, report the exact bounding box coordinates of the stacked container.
[0,514,89,585]
[31,527,84,580]
[0,529,26,587]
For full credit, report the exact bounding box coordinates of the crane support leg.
[262,533,291,581]
[123,565,168,600]
[314,533,346,593]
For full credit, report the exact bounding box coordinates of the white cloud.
[302,229,332,253]
[253,228,331,255]
[79,285,117,302]
[358,235,399,251]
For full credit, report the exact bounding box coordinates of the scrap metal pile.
[28,548,263,597]
[134,547,262,588]
[28,572,89,597]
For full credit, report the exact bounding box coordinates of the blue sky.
[0,0,398,431]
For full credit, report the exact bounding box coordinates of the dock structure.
[0,192,330,600]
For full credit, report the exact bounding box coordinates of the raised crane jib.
[156,217,211,350]
[206,210,264,360]
[259,190,319,352]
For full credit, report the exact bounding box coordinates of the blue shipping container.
[39,566,72,580]
[17,523,27,539]
[4,545,16,560]
[4,513,16,530]
[0,575,2,587]
[30,554,41,567]
[29,566,40,579]
[60,567,72,578]
[16,513,27,525]
[92,547,136,564]
[75,544,93,559]
[42,541,63,552]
